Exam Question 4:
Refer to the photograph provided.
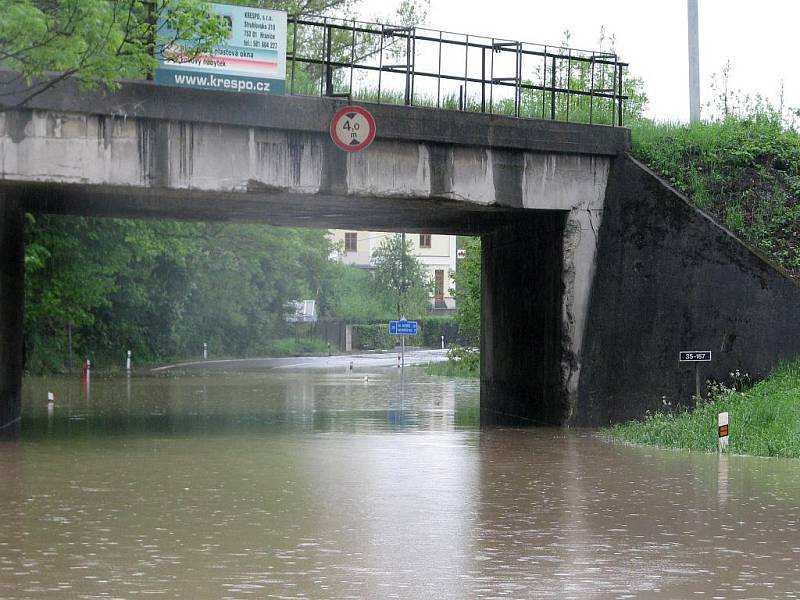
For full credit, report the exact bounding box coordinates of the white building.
[329,230,457,310]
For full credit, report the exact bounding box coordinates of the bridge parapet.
[0,75,625,232]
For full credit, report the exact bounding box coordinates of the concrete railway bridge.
[2,77,800,437]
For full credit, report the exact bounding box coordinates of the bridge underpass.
[3,75,800,438]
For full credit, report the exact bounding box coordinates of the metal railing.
[286,16,628,126]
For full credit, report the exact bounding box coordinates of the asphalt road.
[151,348,449,372]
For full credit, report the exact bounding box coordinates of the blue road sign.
[389,320,418,335]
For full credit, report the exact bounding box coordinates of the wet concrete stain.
[6,110,31,144]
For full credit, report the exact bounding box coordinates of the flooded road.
[2,368,800,599]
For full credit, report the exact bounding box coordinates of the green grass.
[629,115,800,278]
[423,346,479,378]
[258,337,331,357]
[423,360,479,378]
[289,75,628,127]
[604,361,800,458]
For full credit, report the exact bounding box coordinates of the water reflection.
[20,368,478,438]
[1,370,799,598]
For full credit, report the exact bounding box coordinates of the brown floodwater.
[1,368,799,599]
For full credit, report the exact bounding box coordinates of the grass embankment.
[630,115,800,278]
[424,360,478,378]
[424,346,479,378]
[604,362,800,458]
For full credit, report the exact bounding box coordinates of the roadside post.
[718,412,729,451]
[389,318,418,369]
[203,342,208,360]
[679,350,712,400]
[126,350,131,372]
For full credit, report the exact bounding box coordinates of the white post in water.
[203,342,208,360]
[47,391,54,403]
[718,412,729,451]
[126,350,131,372]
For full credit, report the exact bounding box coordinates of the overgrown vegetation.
[24,216,335,372]
[352,317,461,351]
[1,0,427,109]
[604,361,800,458]
[369,234,432,319]
[424,345,479,378]
[324,263,396,323]
[630,114,800,277]
[452,237,480,345]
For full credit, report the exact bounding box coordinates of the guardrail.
[287,16,628,126]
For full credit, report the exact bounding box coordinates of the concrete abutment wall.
[481,214,568,426]
[0,193,24,439]
[576,155,800,425]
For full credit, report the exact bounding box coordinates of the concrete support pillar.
[0,193,24,439]
[480,213,567,426]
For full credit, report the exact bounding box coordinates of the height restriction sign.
[330,106,376,152]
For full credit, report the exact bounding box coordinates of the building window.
[344,232,357,252]
[419,234,432,248]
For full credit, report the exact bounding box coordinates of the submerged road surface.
[5,369,800,598]
[151,348,450,372]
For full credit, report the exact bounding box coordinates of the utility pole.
[400,232,406,369]
[687,0,701,123]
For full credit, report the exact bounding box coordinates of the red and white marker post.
[718,412,729,451]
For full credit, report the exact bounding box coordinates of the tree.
[1,0,430,109]
[370,234,430,319]
[0,0,231,107]
[452,237,480,344]
[22,215,339,372]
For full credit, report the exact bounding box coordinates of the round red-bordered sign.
[330,106,377,152]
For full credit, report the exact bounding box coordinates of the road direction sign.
[330,106,377,152]
[679,351,711,362]
[389,320,418,335]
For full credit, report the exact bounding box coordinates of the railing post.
[618,63,624,126]
[516,42,521,117]
[349,19,356,98]
[404,30,411,105]
[410,27,417,106]
[481,47,486,113]
[541,46,547,119]
[589,54,595,125]
[289,17,297,95]
[325,23,334,96]
[463,34,469,111]
[565,49,572,122]
[377,24,384,104]
[550,54,556,120]
[436,31,442,108]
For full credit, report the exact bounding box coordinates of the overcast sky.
[360,0,799,123]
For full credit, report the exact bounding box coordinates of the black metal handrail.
[286,16,628,126]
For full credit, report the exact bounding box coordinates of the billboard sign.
[156,3,287,95]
